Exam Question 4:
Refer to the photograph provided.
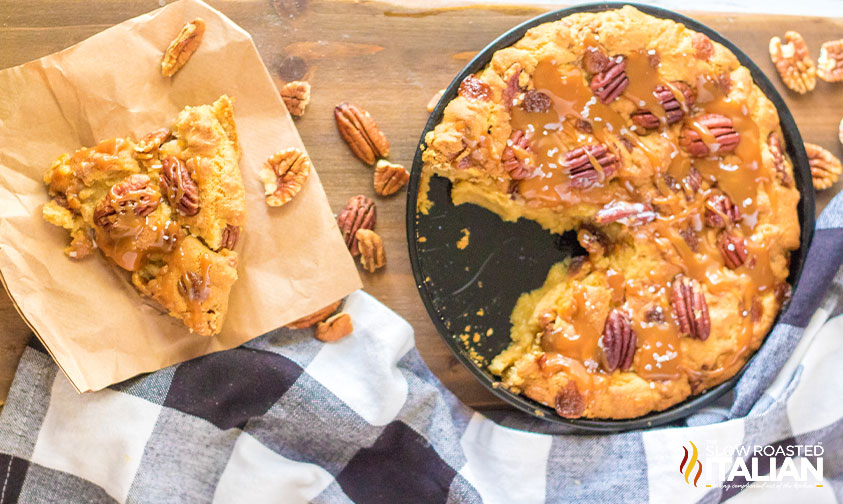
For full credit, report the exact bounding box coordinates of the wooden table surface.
[1,0,841,409]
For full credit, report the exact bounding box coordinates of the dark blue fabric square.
[164,347,303,430]
[336,421,456,504]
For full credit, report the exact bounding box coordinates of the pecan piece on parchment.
[337,195,376,256]
[600,309,637,372]
[161,18,206,77]
[356,228,386,273]
[769,31,816,94]
[374,160,410,196]
[286,300,342,329]
[458,74,491,101]
[94,174,160,231]
[718,232,748,269]
[768,132,793,188]
[555,381,586,419]
[334,102,390,165]
[679,114,740,157]
[817,39,843,82]
[704,193,741,228]
[670,275,710,341]
[594,200,656,226]
[160,155,200,216]
[135,128,171,159]
[260,148,312,207]
[589,55,629,103]
[219,224,240,251]
[805,142,843,190]
[502,130,535,180]
[315,312,354,342]
[280,80,311,118]
[562,143,620,188]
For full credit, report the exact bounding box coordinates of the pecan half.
[817,39,843,82]
[768,132,793,188]
[161,18,205,77]
[286,300,342,329]
[555,381,586,418]
[583,46,609,74]
[160,156,200,216]
[334,102,390,165]
[178,271,208,302]
[458,74,491,101]
[692,33,714,60]
[219,224,240,250]
[374,159,410,196]
[631,110,660,130]
[595,200,656,226]
[659,82,695,124]
[562,143,620,188]
[769,31,816,94]
[705,193,741,228]
[502,64,523,111]
[577,224,610,256]
[600,309,636,372]
[315,312,354,342]
[135,128,171,158]
[356,228,385,273]
[670,275,710,341]
[805,142,843,190]
[718,232,748,269]
[522,90,552,113]
[679,114,740,157]
[589,55,629,103]
[679,226,699,252]
[683,166,703,197]
[337,195,376,256]
[260,148,312,207]
[280,80,311,118]
[94,174,160,231]
[502,130,534,180]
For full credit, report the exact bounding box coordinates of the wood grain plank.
[0,0,840,409]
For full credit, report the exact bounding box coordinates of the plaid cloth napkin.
[0,194,841,504]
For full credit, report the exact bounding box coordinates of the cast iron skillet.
[406,2,815,433]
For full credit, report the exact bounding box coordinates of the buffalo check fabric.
[0,197,842,504]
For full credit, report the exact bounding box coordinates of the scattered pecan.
[750,299,763,322]
[768,132,793,188]
[817,40,843,82]
[575,119,593,134]
[705,193,741,228]
[356,228,386,273]
[458,74,491,101]
[718,232,748,269]
[502,130,534,180]
[502,64,523,110]
[648,52,661,68]
[280,80,311,118]
[683,166,703,196]
[670,275,710,341]
[135,128,171,158]
[631,110,659,130]
[589,55,629,103]
[554,381,586,418]
[334,102,390,165]
[562,143,620,188]
[582,46,609,74]
[775,282,793,307]
[806,142,842,190]
[260,148,312,207]
[160,156,200,216]
[692,33,714,60]
[94,174,160,231]
[769,31,816,94]
[679,114,740,157]
[178,271,208,302]
[315,312,354,342]
[644,305,666,323]
[600,309,636,372]
[337,195,376,256]
[718,72,733,94]
[374,159,410,196]
[595,200,656,226]
[161,18,205,77]
[577,224,610,256]
[679,226,699,252]
[522,90,552,113]
[219,224,240,250]
[659,82,695,124]
[286,300,342,329]
[426,88,445,113]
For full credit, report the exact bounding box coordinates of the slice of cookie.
[42,95,246,336]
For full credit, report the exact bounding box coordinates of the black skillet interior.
[406,2,815,433]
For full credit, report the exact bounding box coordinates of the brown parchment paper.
[0,0,362,392]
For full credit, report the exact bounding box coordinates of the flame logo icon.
[679,441,703,487]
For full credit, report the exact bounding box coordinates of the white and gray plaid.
[0,193,842,503]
